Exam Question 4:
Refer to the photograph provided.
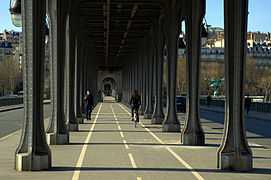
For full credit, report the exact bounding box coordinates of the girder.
[76,0,163,68]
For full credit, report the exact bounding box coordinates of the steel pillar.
[144,33,155,119]
[140,40,147,115]
[152,17,165,124]
[217,0,252,171]
[67,17,78,132]
[162,1,181,132]
[46,0,69,145]
[181,0,205,145]
[75,41,83,124]
[15,0,51,171]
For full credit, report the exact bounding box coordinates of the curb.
[0,102,51,113]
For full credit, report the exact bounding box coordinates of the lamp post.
[10,0,49,44]
[9,0,22,27]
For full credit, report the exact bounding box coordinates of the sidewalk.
[0,100,51,113]
[0,102,270,180]
[200,105,271,122]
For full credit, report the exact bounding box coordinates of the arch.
[98,72,122,96]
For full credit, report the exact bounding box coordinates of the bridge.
[3,0,270,177]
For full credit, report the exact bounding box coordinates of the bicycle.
[132,108,139,128]
[133,110,138,128]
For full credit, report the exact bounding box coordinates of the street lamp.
[9,0,22,27]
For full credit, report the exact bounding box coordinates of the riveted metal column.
[68,27,78,131]
[46,0,69,144]
[75,41,83,123]
[15,0,51,171]
[66,14,78,132]
[135,55,138,90]
[139,42,145,115]
[181,0,205,145]
[140,40,147,114]
[130,63,133,105]
[162,1,181,132]
[152,17,165,124]
[123,68,126,104]
[217,0,252,171]
[144,33,154,119]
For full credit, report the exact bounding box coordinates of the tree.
[0,56,21,95]
[245,57,260,95]
[258,69,271,102]
[177,57,186,94]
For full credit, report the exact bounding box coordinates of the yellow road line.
[72,104,103,180]
[118,104,205,180]
[123,140,129,150]
[128,153,137,168]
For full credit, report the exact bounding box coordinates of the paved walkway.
[0,102,271,180]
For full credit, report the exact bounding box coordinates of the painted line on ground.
[120,131,124,138]
[0,130,21,142]
[128,153,137,168]
[123,140,129,149]
[118,104,205,180]
[0,117,50,142]
[72,103,103,180]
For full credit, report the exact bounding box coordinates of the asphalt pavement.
[0,104,51,138]
[0,102,270,180]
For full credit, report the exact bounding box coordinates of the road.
[0,104,51,138]
[199,110,271,149]
[1,104,270,149]
[0,102,270,180]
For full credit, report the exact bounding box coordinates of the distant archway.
[102,77,116,96]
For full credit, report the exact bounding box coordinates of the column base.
[77,117,83,124]
[151,116,164,124]
[46,133,69,145]
[139,109,145,115]
[162,123,180,132]
[219,152,252,171]
[144,112,152,119]
[181,132,205,145]
[69,123,78,132]
[15,153,51,171]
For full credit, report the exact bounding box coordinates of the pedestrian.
[84,89,94,121]
[206,94,212,107]
[130,90,141,122]
[245,95,251,115]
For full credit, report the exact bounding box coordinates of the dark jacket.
[85,94,94,108]
[130,95,141,107]
[245,97,251,107]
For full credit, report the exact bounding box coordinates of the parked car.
[176,96,186,113]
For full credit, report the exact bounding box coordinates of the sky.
[0,0,270,33]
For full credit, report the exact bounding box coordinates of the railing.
[0,97,23,107]
[199,98,271,113]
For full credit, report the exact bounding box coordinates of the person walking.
[84,89,94,121]
[245,95,252,115]
[206,94,212,107]
[129,90,141,122]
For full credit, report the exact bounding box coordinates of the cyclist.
[129,90,141,122]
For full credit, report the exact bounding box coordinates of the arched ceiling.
[76,0,166,69]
